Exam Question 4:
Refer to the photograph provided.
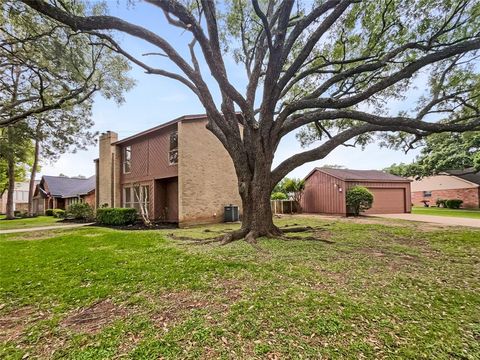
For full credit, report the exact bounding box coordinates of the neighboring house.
[33,175,95,214]
[95,114,241,227]
[411,169,480,208]
[302,168,412,215]
[0,181,35,214]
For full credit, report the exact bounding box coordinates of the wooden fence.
[271,200,299,214]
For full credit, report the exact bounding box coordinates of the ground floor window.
[65,197,83,207]
[423,191,432,197]
[123,185,150,213]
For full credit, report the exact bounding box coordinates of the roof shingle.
[445,168,480,185]
[312,168,410,182]
[42,175,95,198]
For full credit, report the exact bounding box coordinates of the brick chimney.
[96,131,119,208]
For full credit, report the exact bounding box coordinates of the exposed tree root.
[169,224,332,249]
[280,226,313,233]
[279,234,335,244]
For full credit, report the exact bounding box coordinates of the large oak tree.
[22,0,480,243]
[1,0,134,218]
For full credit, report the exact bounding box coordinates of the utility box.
[224,204,239,222]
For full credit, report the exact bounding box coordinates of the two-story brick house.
[95,114,241,227]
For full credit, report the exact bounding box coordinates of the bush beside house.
[66,203,95,221]
[52,209,65,218]
[346,186,374,216]
[436,198,464,209]
[96,208,137,226]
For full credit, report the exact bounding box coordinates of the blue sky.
[39,1,419,179]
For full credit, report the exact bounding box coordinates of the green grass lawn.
[1,216,479,359]
[0,215,62,230]
[412,206,480,219]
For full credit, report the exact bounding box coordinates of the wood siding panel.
[148,128,178,179]
[120,124,178,184]
[301,171,346,215]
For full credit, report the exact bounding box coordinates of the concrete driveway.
[370,213,480,228]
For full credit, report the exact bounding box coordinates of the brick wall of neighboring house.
[83,191,96,208]
[412,187,480,208]
[178,118,241,226]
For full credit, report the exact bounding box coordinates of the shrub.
[346,186,374,216]
[52,209,65,218]
[13,211,29,218]
[445,199,463,209]
[67,203,94,221]
[45,209,54,216]
[436,198,446,208]
[96,208,137,226]
[271,191,288,200]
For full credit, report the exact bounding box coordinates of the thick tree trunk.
[28,137,40,216]
[233,167,282,244]
[5,129,16,220]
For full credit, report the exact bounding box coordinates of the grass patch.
[0,216,479,359]
[412,206,480,219]
[0,215,62,230]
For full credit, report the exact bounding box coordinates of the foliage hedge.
[435,198,463,209]
[45,209,54,216]
[271,191,288,200]
[346,186,374,216]
[67,203,94,221]
[52,209,65,218]
[436,199,446,208]
[445,199,463,209]
[96,208,137,226]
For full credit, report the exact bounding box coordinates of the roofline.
[345,178,413,183]
[434,172,480,188]
[112,113,208,145]
[304,167,412,182]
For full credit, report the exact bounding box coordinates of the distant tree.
[282,178,305,212]
[385,131,479,178]
[0,1,133,127]
[0,124,33,219]
[24,0,480,244]
[0,1,134,216]
[271,191,288,200]
[322,164,346,169]
[383,162,417,178]
[0,155,29,197]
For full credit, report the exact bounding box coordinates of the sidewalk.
[0,223,95,234]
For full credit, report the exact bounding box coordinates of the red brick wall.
[83,192,96,209]
[412,188,480,208]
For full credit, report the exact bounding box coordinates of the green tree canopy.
[385,131,479,178]
[0,0,134,127]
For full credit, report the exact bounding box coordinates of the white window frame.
[169,131,178,165]
[123,185,149,212]
[123,146,132,174]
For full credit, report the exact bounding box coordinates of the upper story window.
[423,191,432,197]
[123,146,132,174]
[169,131,178,165]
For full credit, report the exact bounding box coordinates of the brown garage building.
[301,168,412,215]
